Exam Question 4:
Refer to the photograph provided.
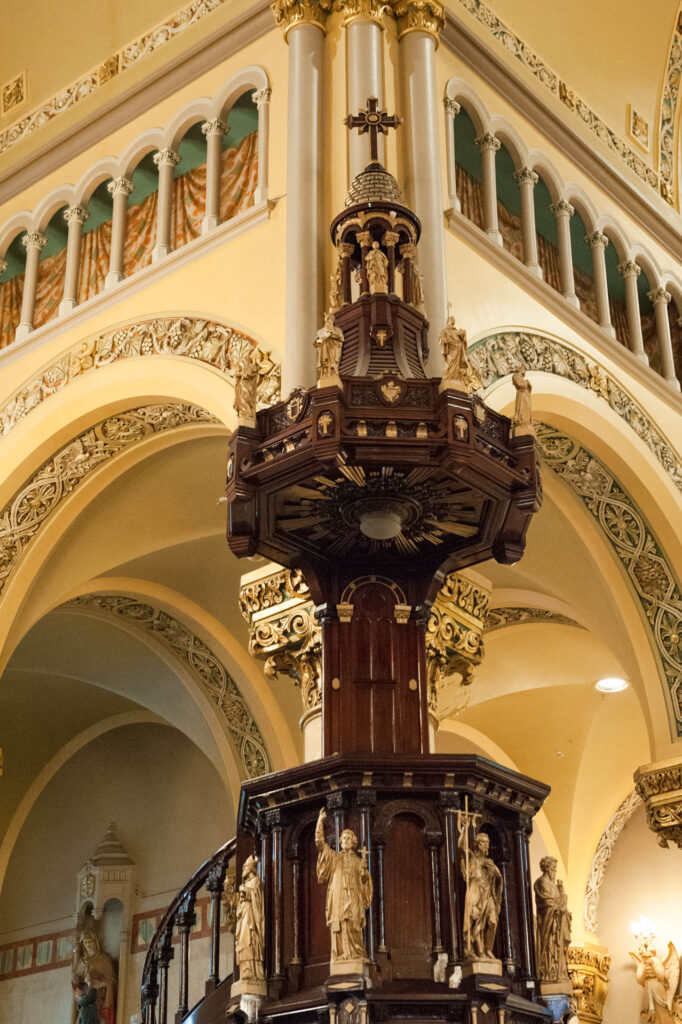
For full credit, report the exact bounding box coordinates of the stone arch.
[214,65,270,123]
[76,158,121,206]
[119,129,165,180]
[0,213,33,256]
[33,186,78,233]
[488,115,528,170]
[166,98,214,152]
[527,151,563,203]
[443,77,489,137]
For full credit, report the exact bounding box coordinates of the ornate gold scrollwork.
[425,572,490,714]
[634,758,682,850]
[566,946,610,1024]
[271,0,334,37]
[389,0,445,41]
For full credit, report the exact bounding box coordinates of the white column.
[59,205,90,314]
[16,232,48,340]
[512,167,541,277]
[617,260,647,363]
[549,200,580,308]
[649,287,680,388]
[585,230,615,336]
[105,177,134,289]
[474,133,502,245]
[201,119,229,234]
[344,6,386,180]
[272,4,328,395]
[252,87,272,203]
[395,6,448,374]
[443,96,460,213]
[152,147,180,262]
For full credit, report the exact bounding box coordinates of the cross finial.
[344,97,402,163]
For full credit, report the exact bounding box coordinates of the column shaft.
[399,30,448,372]
[153,149,180,262]
[586,231,614,335]
[475,134,502,245]
[513,168,541,276]
[443,97,460,212]
[283,23,325,393]
[106,177,133,289]
[550,201,579,308]
[17,232,47,340]
[253,88,272,203]
[202,120,228,233]
[60,206,89,313]
[618,261,647,362]
[649,288,679,387]
[346,18,385,179]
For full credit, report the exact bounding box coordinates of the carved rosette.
[634,757,682,849]
[240,565,322,719]
[388,0,445,41]
[271,0,334,37]
[566,946,610,1024]
[425,571,491,714]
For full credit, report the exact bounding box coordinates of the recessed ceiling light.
[595,676,628,693]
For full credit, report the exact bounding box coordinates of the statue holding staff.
[315,807,373,971]
[457,801,502,962]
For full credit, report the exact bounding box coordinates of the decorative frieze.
[658,19,682,204]
[634,757,682,849]
[583,790,641,935]
[567,946,610,1024]
[271,0,334,37]
[484,607,581,632]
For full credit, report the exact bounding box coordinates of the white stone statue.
[234,353,259,428]
[534,856,572,985]
[329,257,343,313]
[439,313,481,394]
[630,934,682,1023]
[234,855,265,984]
[315,807,373,973]
[365,241,389,294]
[314,312,344,388]
[457,815,502,962]
[512,368,535,436]
[72,929,118,1024]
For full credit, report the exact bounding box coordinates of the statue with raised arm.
[315,807,373,972]
[457,816,502,962]
[534,856,572,984]
[365,241,389,294]
[314,312,344,388]
[439,312,482,394]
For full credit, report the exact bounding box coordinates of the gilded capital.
[549,199,574,218]
[567,946,610,1024]
[63,205,90,226]
[426,571,490,714]
[474,132,501,152]
[21,232,48,251]
[153,148,181,168]
[634,757,682,848]
[201,118,228,137]
[513,167,539,187]
[443,96,461,116]
[334,0,390,25]
[271,0,333,38]
[584,230,609,250]
[617,260,641,279]
[107,177,134,197]
[647,286,672,306]
[389,0,445,42]
[252,87,272,107]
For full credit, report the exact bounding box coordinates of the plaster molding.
[0,313,281,440]
[484,606,582,632]
[634,755,682,849]
[536,423,682,739]
[658,15,682,205]
[441,13,682,262]
[0,403,216,601]
[67,594,271,779]
[583,789,641,934]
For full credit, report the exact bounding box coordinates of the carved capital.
[399,241,416,259]
[271,0,333,38]
[252,87,272,107]
[63,205,90,226]
[567,945,610,1024]
[0,258,7,275]
[474,132,501,152]
[617,260,641,279]
[21,232,48,251]
[382,230,400,247]
[584,230,609,250]
[647,286,672,306]
[389,0,445,41]
[107,176,134,197]
[513,167,538,187]
[334,0,390,25]
[634,757,682,848]
[338,242,355,258]
[549,199,574,219]
[443,96,461,116]
[201,118,229,137]
[153,148,181,168]
[426,571,490,715]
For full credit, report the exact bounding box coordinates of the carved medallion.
[286,392,306,422]
[377,375,404,405]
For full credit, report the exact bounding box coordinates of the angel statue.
[439,307,482,395]
[630,929,682,1023]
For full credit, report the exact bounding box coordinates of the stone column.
[201,119,229,234]
[341,0,387,180]
[16,232,48,340]
[617,260,647,362]
[272,0,331,393]
[513,167,541,277]
[474,133,502,246]
[443,96,461,212]
[152,147,180,262]
[59,205,90,314]
[391,0,447,374]
[105,177,134,289]
[549,200,580,308]
[648,287,680,389]
[252,87,272,203]
[585,231,615,335]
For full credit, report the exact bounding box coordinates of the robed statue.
[512,368,535,436]
[457,816,502,961]
[233,352,259,427]
[315,807,373,970]
[366,241,389,294]
[439,313,482,394]
[235,855,265,982]
[534,856,572,984]
[314,312,344,387]
[630,936,682,1023]
[72,929,117,1024]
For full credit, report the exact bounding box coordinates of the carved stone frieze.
[0,317,281,440]
[0,404,216,600]
[583,790,641,935]
[566,946,610,1024]
[68,594,270,779]
[658,20,682,204]
[425,571,490,712]
[485,606,582,632]
[240,565,322,717]
[634,757,682,849]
